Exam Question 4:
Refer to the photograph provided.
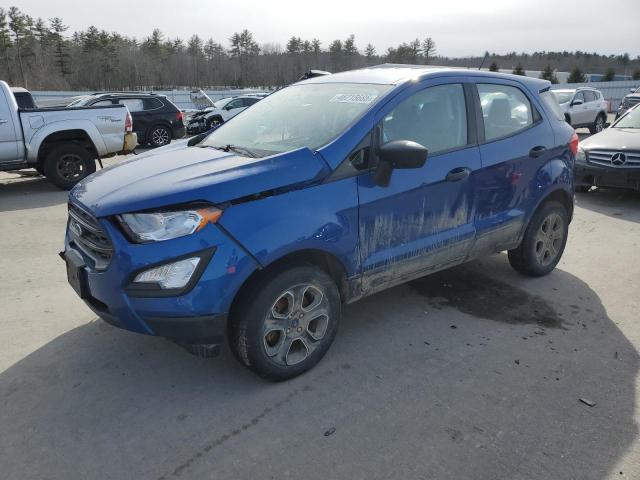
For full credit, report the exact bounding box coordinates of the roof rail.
[92,91,157,96]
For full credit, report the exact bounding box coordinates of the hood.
[580,127,640,151]
[70,145,330,217]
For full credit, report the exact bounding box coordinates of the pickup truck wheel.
[589,114,606,134]
[44,144,96,190]
[148,125,171,147]
[229,265,341,381]
[508,201,568,277]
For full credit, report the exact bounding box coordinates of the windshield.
[552,91,573,104]
[613,106,640,129]
[213,97,233,109]
[202,83,391,156]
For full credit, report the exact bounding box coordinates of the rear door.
[582,90,598,123]
[470,80,555,257]
[357,79,481,293]
[222,98,245,121]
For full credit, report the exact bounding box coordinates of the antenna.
[478,52,489,70]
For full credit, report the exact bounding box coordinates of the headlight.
[118,206,222,243]
[576,147,586,163]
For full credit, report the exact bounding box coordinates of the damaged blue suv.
[64,65,577,380]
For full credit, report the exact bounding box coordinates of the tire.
[589,114,606,134]
[576,185,591,193]
[148,125,171,147]
[43,143,96,190]
[229,264,341,381]
[508,200,569,277]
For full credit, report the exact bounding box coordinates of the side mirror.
[373,140,428,187]
[571,99,584,106]
[604,122,611,128]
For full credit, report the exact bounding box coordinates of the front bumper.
[575,162,640,191]
[63,202,259,344]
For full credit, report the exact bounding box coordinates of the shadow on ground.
[0,173,68,212]
[0,255,636,479]
[577,188,640,223]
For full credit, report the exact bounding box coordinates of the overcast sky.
[11,0,640,57]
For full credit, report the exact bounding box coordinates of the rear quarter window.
[143,97,164,110]
[540,91,566,122]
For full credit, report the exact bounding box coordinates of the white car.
[552,87,608,134]
[186,96,263,134]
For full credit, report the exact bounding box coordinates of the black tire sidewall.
[43,144,95,190]
[148,125,171,147]
[517,201,569,276]
[231,265,341,381]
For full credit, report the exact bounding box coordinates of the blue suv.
[64,65,577,381]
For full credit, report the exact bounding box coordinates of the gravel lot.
[1,144,639,479]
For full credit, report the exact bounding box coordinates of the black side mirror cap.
[380,140,428,169]
[373,140,428,187]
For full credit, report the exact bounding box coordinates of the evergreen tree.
[602,67,615,81]
[540,64,558,83]
[489,61,499,72]
[512,63,525,75]
[567,66,586,83]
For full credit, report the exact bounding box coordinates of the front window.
[613,106,640,129]
[381,83,468,154]
[202,83,391,156]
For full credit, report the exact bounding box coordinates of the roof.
[10,87,29,93]
[302,64,550,90]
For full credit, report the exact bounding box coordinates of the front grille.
[67,203,113,270]
[588,150,640,169]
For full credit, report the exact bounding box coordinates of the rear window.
[143,97,164,110]
[540,91,565,121]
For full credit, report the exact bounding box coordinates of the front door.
[357,81,481,293]
[0,92,20,164]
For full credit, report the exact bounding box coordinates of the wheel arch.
[36,129,98,169]
[227,248,351,330]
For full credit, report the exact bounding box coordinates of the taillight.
[176,111,184,124]
[569,131,579,156]
[125,111,133,132]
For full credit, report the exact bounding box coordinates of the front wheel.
[589,114,606,134]
[43,143,96,190]
[148,125,171,147]
[508,201,569,277]
[229,265,341,381]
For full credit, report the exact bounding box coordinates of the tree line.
[1,6,639,91]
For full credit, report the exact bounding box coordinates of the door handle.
[529,146,547,158]
[0,119,8,124]
[445,167,471,182]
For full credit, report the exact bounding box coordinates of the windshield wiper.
[205,144,258,158]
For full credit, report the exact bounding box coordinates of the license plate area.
[65,249,89,299]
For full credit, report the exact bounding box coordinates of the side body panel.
[20,105,127,163]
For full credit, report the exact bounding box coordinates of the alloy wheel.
[534,213,564,267]
[262,284,330,366]
[151,127,170,146]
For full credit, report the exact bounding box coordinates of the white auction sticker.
[329,93,378,104]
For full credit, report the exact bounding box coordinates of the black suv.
[69,92,186,147]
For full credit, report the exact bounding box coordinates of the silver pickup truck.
[0,81,136,189]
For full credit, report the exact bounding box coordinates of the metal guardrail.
[31,89,269,110]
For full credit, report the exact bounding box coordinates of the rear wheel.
[229,265,341,381]
[43,143,96,190]
[589,114,606,134]
[508,201,569,277]
[148,125,171,147]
